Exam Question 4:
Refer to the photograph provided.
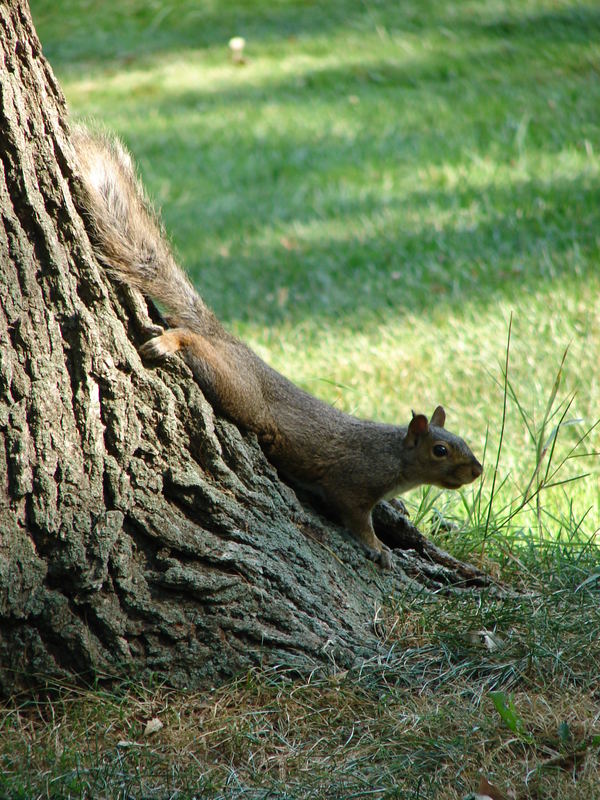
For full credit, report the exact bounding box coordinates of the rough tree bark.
[0,2,495,696]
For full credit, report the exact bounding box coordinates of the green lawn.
[3,1,599,797]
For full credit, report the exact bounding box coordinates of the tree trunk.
[0,1,495,696]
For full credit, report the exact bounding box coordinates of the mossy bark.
[0,1,495,696]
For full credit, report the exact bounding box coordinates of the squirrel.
[73,128,483,570]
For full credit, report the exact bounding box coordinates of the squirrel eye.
[433,444,448,458]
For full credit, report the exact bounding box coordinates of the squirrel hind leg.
[139,327,193,360]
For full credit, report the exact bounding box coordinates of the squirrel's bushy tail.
[73,126,215,333]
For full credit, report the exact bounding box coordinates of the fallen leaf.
[144,717,164,737]
[477,775,511,800]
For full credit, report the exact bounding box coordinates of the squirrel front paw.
[141,322,165,339]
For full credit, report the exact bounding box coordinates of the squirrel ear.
[430,405,446,428]
[406,412,429,445]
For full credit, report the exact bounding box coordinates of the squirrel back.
[73,128,482,570]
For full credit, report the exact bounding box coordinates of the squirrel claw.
[366,545,392,571]
[141,323,165,338]
[389,497,410,517]
[139,335,170,360]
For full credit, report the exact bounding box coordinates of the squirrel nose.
[472,460,483,479]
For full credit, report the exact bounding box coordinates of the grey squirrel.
[73,128,483,569]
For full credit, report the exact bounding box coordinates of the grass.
[2,582,600,798]
[3,0,599,797]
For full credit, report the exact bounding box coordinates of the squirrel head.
[403,406,483,490]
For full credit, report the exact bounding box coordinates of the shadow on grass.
[71,15,597,327]
[34,0,404,67]
[115,89,597,327]
[463,3,600,43]
[37,0,600,70]
[187,174,599,327]
[41,0,600,326]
